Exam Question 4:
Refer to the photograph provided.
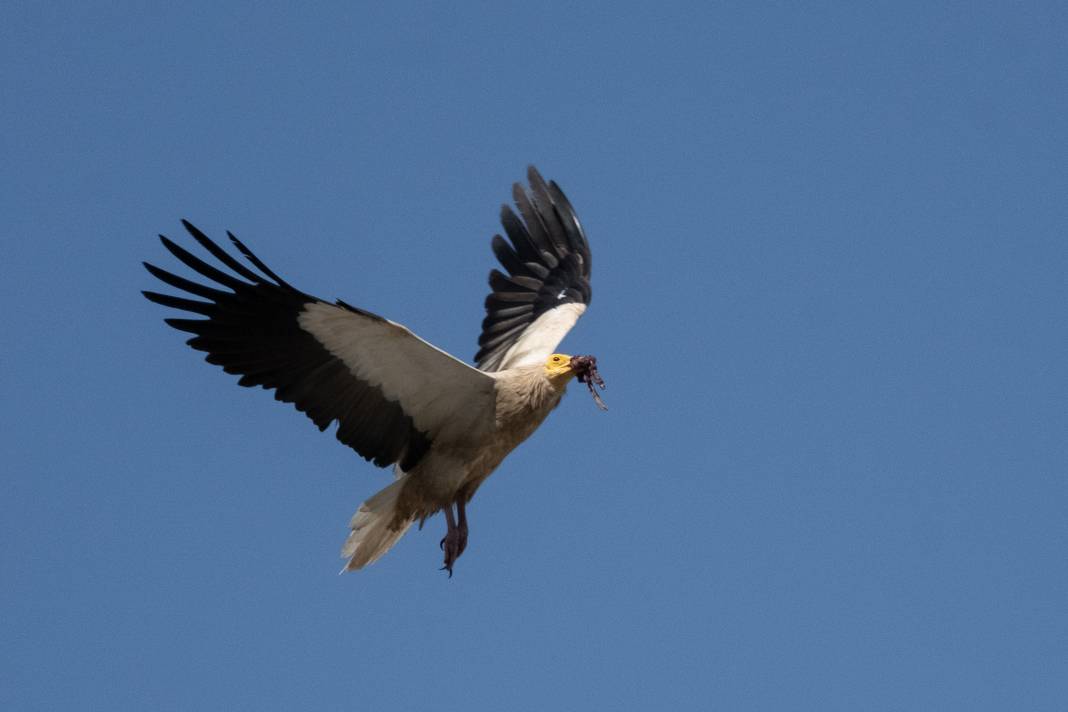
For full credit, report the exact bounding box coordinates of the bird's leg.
[455,496,469,558]
[440,503,456,550]
[439,503,462,577]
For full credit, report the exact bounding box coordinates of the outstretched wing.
[144,221,496,471]
[475,166,592,371]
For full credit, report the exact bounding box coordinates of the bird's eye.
[552,356,560,362]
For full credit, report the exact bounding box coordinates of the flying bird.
[143,167,604,575]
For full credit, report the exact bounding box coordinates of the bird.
[142,166,605,575]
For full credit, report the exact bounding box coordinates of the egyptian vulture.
[143,167,604,575]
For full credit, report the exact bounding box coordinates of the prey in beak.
[569,354,607,411]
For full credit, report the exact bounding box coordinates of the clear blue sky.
[3,2,1066,709]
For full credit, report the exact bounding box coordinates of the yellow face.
[543,353,574,379]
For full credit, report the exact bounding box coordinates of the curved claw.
[441,530,464,576]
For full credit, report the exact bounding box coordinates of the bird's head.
[542,353,608,410]
[544,353,575,379]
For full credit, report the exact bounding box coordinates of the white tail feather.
[340,475,414,572]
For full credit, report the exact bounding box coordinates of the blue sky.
[3,2,1066,709]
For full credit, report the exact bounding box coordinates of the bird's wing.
[475,166,592,372]
[144,221,496,471]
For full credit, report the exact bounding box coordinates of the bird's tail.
[340,475,414,572]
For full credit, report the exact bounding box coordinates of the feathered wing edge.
[143,220,495,472]
[475,166,592,371]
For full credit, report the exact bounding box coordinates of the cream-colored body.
[341,362,574,570]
